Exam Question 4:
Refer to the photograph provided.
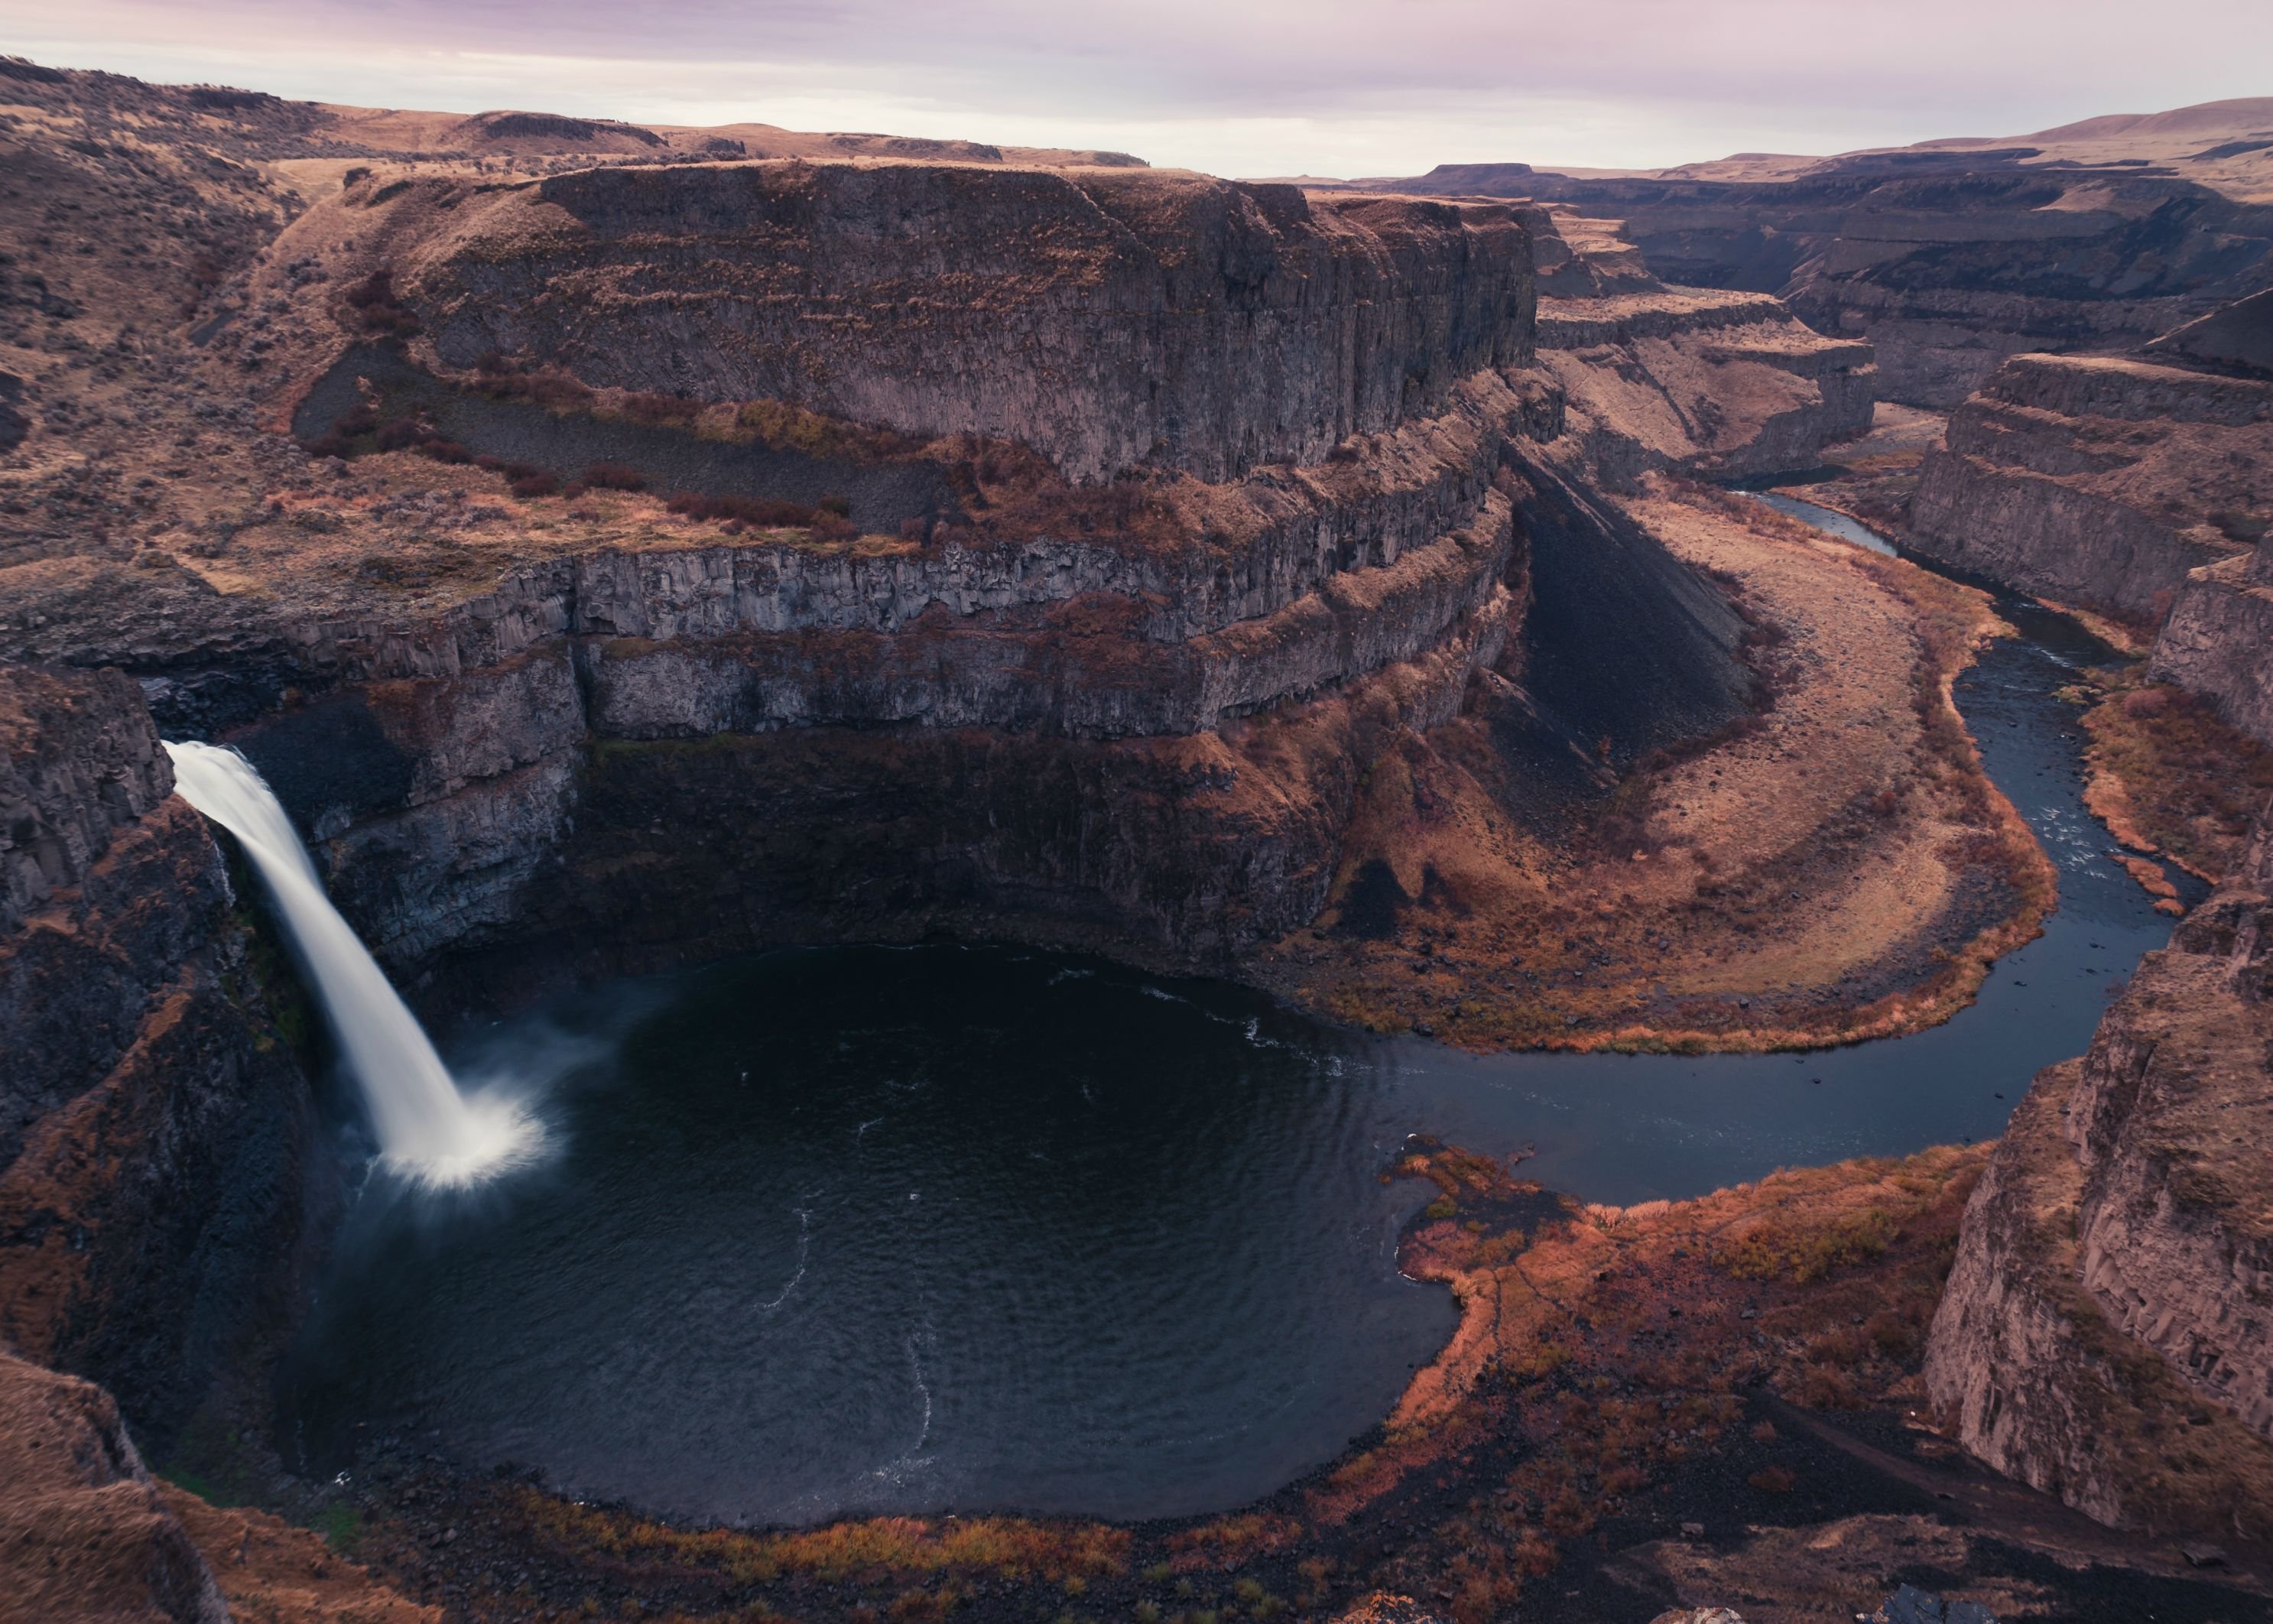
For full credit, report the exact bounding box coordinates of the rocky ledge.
[1349,158,2273,410]
[1924,801,2273,1540]
[2148,537,2273,749]
[277,163,1534,484]
[0,156,1811,1002]
[1524,207,1875,486]
[1908,351,2270,625]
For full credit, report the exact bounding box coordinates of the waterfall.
[162,740,542,1189]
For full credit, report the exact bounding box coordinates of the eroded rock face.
[0,665,174,940]
[1358,162,2273,410]
[1924,807,2273,1538]
[350,164,1534,483]
[1908,352,2269,622]
[1537,290,1875,485]
[2148,540,2273,747]
[0,666,318,1453]
[1515,207,1875,486]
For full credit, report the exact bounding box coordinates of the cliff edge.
[1925,801,2273,1540]
[1908,351,2268,625]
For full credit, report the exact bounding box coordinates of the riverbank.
[1249,479,2054,1053]
[1763,472,2273,895]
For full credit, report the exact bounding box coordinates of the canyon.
[1337,99,2273,411]
[4,50,2273,1624]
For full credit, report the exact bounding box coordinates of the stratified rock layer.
[1356,161,2273,408]
[343,164,1533,482]
[1515,206,1875,486]
[1908,352,2269,622]
[2149,540,2273,747]
[1925,807,2273,1538]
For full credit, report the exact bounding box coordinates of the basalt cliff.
[1342,99,2273,410]
[0,55,1903,1020]
[15,52,2273,1624]
[1896,287,2273,778]
[1926,801,2273,1541]
[1908,349,2270,625]
[1522,206,1875,485]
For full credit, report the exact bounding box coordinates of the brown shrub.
[1715,1208,1899,1284]
[1865,1308,1917,1358]
[617,390,701,427]
[665,491,817,528]
[1747,1465,1796,1493]
[509,472,560,498]
[581,461,647,492]
[481,368,595,412]
[342,268,420,337]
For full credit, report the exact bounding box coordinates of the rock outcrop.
[187,359,1542,980]
[1352,156,2273,409]
[2148,538,2273,748]
[0,1351,226,1624]
[1908,352,2270,623]
[323,164,1532,483]
[1536,260,1872,479]
[0,1349,436,1623]
[0,666,318,1453]
[0,164,1774,1001]
[2145,286,2273,378]
[1525,206,1875,484]
[1924,803,2273,1539]
[2135,290,2273,744]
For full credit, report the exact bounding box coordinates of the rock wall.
[0,666,319,1453]
[0,1348,435,1623]
[321,164,1534,483]
[231,540,1519,982]
[1908,352,2268,622]
[1535,287,1875,484]
[2148,541,2273,747]
[202,364,1538,971]
[1354,162,2273,410]
[1924,806,2273,1538]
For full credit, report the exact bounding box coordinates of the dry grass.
[1257,481,2054,1054]
[1291,1142,1987,1622]
[2079,674,2273,883]
[504,1492,1131,1586]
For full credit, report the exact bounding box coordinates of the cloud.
[4,0,2268,174]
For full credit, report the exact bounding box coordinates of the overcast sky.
[5,1,2270,176]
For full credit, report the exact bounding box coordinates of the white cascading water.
[162,740,542,1188]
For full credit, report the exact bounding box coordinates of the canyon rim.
[3,22,2273,1624]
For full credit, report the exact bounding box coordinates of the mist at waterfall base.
[161,741,546,1190]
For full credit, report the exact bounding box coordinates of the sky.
[4,1,2270,177]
